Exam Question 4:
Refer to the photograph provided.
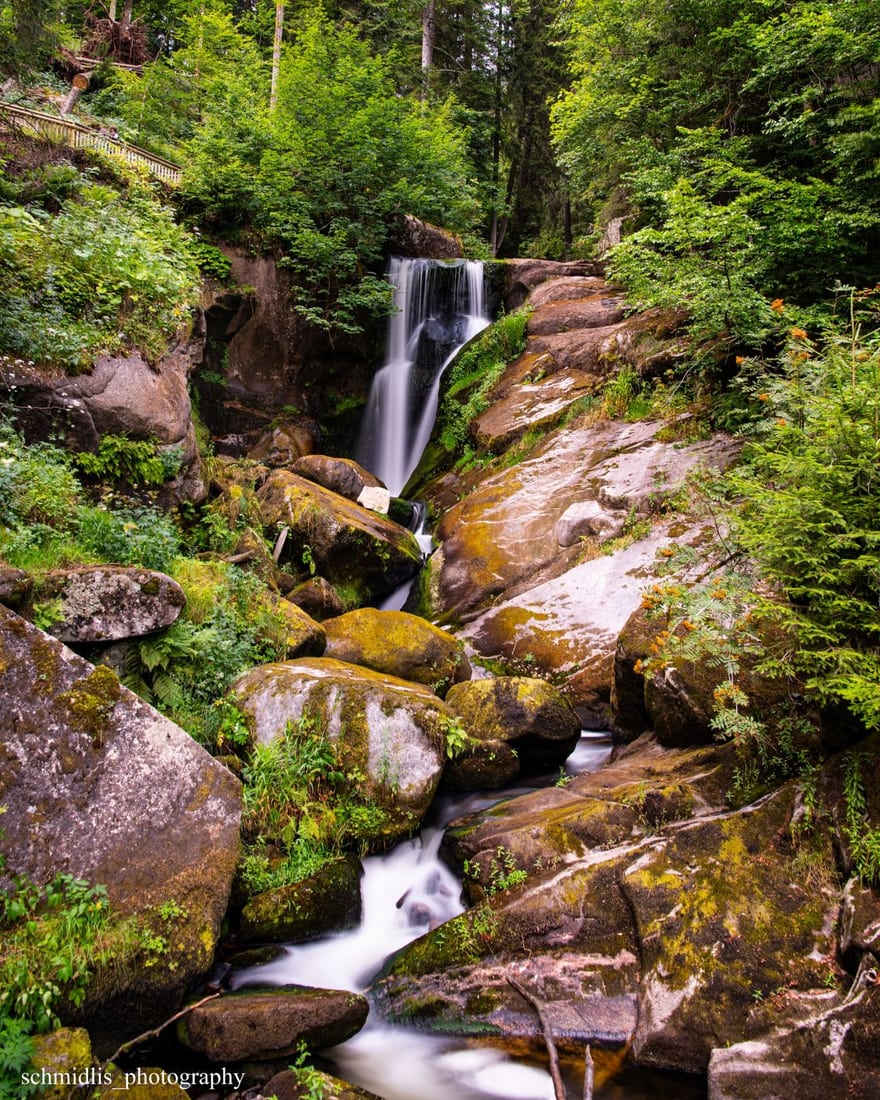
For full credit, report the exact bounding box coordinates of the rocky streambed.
[2,258,879,1099]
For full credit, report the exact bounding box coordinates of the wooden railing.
[0,102,182,185]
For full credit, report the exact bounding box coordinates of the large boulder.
[0,341,206,504]
[0,606,241,1050]
[177,986,369,1062]
[444,676,580,769]
[293,455,384,502]
[239,855,362,944]
[30,566,185,643]
[232,658,452,840]
[256,470,422,606]
[323,608,470,696]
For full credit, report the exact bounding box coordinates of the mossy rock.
[623,785,840,1072]
[292,454,383,501]
[256,470,422,606]
[323,608,470,696]
[442,738,520,790]
[239,855,362,944]
[274,596,327,658]
[29,1028,93,1100]
[445,676,580,768]
[286,577,345,621]
[264,1067,384,1100]
[232,657,451,839]
[176,985,369,1062]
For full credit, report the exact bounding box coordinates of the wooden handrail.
[0,101,182,185]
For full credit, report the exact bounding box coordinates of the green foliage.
[0,181,200,370]
[239,712,392,893]
[290,1040,329,1100]
[0,422,80,527]
[438,310,529,454]
[75,434,179,487]
[553,0,880,346]
[0,1017,37,1100]
[122,563,288,743]
[842,753,880,887]
[0,867,110,1032]
[439,714,469,760]
[730,320,880,730]
[76,505,181,572]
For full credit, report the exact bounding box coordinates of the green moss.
[56,664,121,742]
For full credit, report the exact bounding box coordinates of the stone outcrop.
[389,214,464,259]
[247,421,322,466]
[0,605,241,1049]
[0,339,207,504]
[232,657,452,840]
[31,565,185,643]
[323,608,470,696]
[420,418,738,720]
[256,469,422,607]
[177,986,369,1062]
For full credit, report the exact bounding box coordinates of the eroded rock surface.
[0,605,241,1047]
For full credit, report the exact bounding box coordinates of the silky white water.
[230,736,613,1100]
[357,258,491,496]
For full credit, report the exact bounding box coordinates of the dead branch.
[506,975,566,1100]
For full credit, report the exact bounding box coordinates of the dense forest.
[2,1,880,1097]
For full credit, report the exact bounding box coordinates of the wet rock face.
[256,469,422,607]
[232,657,451,839]
[177,986,369,1062]
[323,608,470,696]
[0,605,241,1046]
[31,565,186,643]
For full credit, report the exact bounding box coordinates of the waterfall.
[356,258,491,496]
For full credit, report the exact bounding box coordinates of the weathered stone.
[248,421,321,466]
[445,676,580,769]
[610,607,657,743]
[177,986,369,1062]
[29,1028,94,1100]
[33,566,185,643]
[707,966,880,1100]
[0,605,241,1050]
[239,856,362,944]
[256,470,422,606]
[554,499,625,546]
[323,608,470,696]
[293,455,384,501]
[389,214,463,259]
[0,343,206,504]
[232,658,450,840]
[526,292,627,335]
[286,577,346,621]
[0,562,30,606]
[503,260,604,311]
[839,875,880,968]
[472,368,598,453]
[442,738,520,790]
[623,787,839,1073]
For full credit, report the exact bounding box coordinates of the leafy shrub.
[0,424,81,528]
[75,435,180,487]
[0,182,200,370]
[76,505,181,572]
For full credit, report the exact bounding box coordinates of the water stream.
[230,738,614,1100]
[356,258,491,496]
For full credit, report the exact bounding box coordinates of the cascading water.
[357,258,491,497]
[230,738,616,1100]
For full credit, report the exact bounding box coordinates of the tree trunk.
[421,0,435,97]
[270,1,284,111]
[108,0,118,20]
[121,0,133,27]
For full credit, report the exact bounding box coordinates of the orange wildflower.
[770,298,785,313]
[790,327,808,340]
[757,393,769,402]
